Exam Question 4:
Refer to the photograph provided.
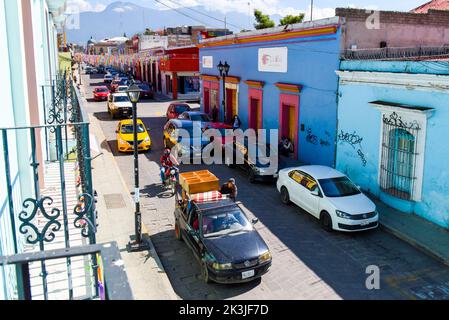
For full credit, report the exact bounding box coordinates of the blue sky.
[71,0,428,18]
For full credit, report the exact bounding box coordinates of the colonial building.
[335,60,449,229]
[199,17,342,166]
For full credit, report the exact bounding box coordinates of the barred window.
[379,112,421,201]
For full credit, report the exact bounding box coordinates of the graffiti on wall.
[338,130,367,167]
[306,128,331,147]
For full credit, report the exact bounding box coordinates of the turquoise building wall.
[336,60,449,229]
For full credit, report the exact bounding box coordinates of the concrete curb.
[379,222,449,267]
[82,78,179,300]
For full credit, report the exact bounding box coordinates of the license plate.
[360,221,370,226]
[242,270,255,279]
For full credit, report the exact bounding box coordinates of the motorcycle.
[163,166,179,195]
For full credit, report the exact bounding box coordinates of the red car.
[166,103,192,120]
[137,83,153,99]
[111,79,127,93]
[93,86,110,101]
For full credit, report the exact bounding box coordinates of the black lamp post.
[217,61,230,122]
[126,82,144,251]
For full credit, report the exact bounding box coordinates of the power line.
[164,0,245,30]
[153,0,222,29]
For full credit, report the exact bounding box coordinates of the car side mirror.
[311,189,321,197]
[252,218,259,225]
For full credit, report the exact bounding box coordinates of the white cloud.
[66,0,106,13]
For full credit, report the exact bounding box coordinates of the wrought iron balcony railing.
[0,72,131,300]
[0,241,133,300]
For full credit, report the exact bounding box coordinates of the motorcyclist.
[160,148,179,183]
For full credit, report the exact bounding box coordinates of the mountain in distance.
[66,1,283,45]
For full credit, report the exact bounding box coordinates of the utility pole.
[224,15,227,35]
[310,0,314,22]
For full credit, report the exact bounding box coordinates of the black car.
[223,140,279,183]
[174,197,272,284]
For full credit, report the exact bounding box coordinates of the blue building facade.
[336,60,449,229]
[198,17,341,167]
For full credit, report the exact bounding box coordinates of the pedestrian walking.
[220,178,238,202]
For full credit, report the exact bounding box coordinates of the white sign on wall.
[258,47,288,73]
[202,56,213,69]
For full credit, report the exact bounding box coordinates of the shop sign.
[202,56,213,69]
[258,47,288,73]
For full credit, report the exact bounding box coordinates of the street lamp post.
[126,82,145,251]
[217,61,230,122]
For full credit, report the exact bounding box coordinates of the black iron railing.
[341,45,449,61]
[0,242,133,300]
[0,72,106,300]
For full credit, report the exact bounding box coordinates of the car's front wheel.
[280,186,290,205]
[320,211,333,232]
[201,260,211,284]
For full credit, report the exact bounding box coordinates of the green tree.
[254,9,275,30]
[279,14,305,26]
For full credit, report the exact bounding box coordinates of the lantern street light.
[217,61,230,122]
[126,82,145,251]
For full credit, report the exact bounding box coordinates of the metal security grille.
[379,112,421,201]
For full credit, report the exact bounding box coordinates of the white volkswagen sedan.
[276,166,378,232]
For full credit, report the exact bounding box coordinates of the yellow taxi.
[116,119,151,152]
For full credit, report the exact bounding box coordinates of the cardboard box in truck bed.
[179,170,220,195]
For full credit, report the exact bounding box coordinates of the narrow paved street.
[83,73,449,300]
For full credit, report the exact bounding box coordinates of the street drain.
[103,194,126,209]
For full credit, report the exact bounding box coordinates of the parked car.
[92,86,110,101]
[85,66,97,74]
[107,93,132,119]
[276,165,379,232]
[163,119,211,162]
[174,171,272,284]
[178,111,233,130]
[111,79,128,92]
[116,119,151,152]
[103,74,113,83]
[224,140,279,183]
[137,83,153,99]
[116,85,129,93]
[166,103,191,120]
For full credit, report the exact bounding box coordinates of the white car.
[276,165,378,232]
[107,93,133,119]
[116,85,128,93]
[104,74,113,83]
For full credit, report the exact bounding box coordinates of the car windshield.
[113,96,130,103]
[202,208,253,238]
[121,124,145,134]
[190,114,211,122]
[117,87,127,92]
[319,176,361,197]
[96,88,108,92]
[174,105,189,113]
